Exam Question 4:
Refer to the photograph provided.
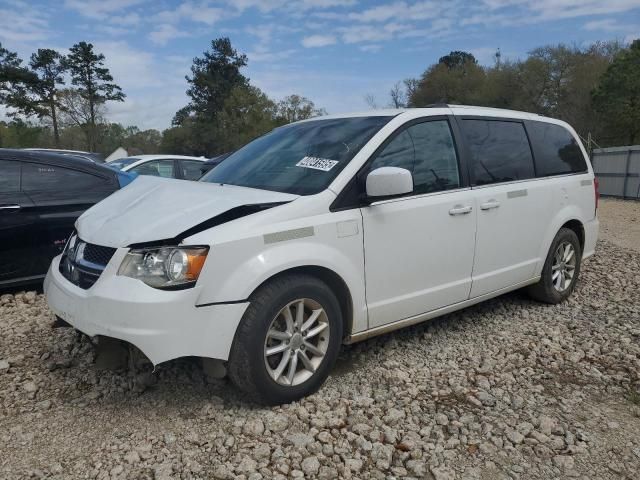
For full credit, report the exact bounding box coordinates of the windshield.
[200,116,392,195]
[109,157,141,170]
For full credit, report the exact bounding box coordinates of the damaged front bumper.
[44,254,249,366]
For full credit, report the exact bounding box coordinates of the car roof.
[0,149,117,176]
[118,154,206,162]
[292,105,563,125]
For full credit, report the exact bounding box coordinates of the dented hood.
[76,176,298,247]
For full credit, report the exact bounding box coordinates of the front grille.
[59,235,117,290]
[82,243,117,266]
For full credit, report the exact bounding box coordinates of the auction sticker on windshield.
[296,156,339,172]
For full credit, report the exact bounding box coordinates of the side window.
[22,163,108,191]
[181,160,203,180]
[462,120,535,186]
[130,159,175,178]
[527,121,587,176]
[369,120,460,194]
[369,130,414,172]
[409,121,460,194]
[0,160,21,193]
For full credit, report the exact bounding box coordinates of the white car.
[44,106,599,404]
[108,154,206,180]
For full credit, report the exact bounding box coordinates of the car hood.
[76,176,298,247]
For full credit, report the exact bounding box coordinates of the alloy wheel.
[551,241,577,292]
[263,298,330,386]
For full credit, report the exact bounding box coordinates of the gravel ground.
[1,205,640,480]
[598,198,640,253]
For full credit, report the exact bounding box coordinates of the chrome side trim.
[507,189,528,199]
[264,226,314,244]
[345,276,541,343]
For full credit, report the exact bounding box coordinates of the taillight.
[594,177,600,212]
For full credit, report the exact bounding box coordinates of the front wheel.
[527,227,582,304]
[228,274,343,404]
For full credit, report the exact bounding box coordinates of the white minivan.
[44,106,599,404]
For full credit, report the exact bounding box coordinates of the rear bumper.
[44,255,248,365]
[583,216,599,259]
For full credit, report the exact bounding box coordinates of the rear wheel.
[528,227,582,304]
[228,274,342,404]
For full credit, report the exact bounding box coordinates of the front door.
[361,118,477,328]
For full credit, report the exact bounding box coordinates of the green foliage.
[5,49,67,146]
[65,41,125,150]
[593,39,640,145]
[276,94,326,123]
[175,37,248,125]
[405,43,630,146]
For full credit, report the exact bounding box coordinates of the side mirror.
[365,167,413,198]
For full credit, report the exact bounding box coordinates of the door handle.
[449,205,473,216]
[0,204,21,211]
[480,200,500,210]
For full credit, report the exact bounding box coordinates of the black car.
[199,152,232,177]
[23,148,106,163]
[0,149,136,288]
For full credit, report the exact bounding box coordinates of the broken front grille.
[59,235,117,290]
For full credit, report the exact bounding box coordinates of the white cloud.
[302,34,337,47]
[349,1,444,22]
[63,0,146,20]
[0,1,50,44]
[154,1,224,26]
[149,24,190,45]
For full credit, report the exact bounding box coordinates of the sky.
[0,0,639,131]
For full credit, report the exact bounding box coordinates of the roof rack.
[425,103,449,108]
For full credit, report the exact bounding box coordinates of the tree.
[276,94,326,123]
[593,39,640,145]
[438,51,478,70]
[215,85,280,152]
[0,42,31,103]
[409,51,485,106]
[65,41,125,150]
[5,49,67,146]
[174,37,248,125]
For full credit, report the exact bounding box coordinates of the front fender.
[195,215,368,334]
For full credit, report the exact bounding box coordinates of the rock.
[383,408,405,425]
[506,429,525,445]
[124,450,140,464]
[286,433,314,448]
[476,391,496,406]
[266,413,289,432]
[153,462,173,480]
[430,465,455,480]
[23,381,38,393]
[0,359,9,372]
[539,416,554,436]
[345,458,363,472]
[435,413,449,426]
[301,456,320,476]
[243,418,265,436]
[236,457,258,474]
[553,455,575,470]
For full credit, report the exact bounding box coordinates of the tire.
[228,273,343,405]
[527,227,582,304]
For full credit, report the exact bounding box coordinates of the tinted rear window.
[0,160,21,193]
[22,163,109,191]
[527,121,587,176]
[462,119,535,186]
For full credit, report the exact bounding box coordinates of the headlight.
[117,246,209,289]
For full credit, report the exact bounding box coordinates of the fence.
[591,145,640,200]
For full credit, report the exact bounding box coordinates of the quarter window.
[369,120,460,194]
[527,121,587,176]
[0,160,21,193]
[462,120,535,186]
[130,159,175,178]
[180,160,203,180]
[22,163,108,191]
